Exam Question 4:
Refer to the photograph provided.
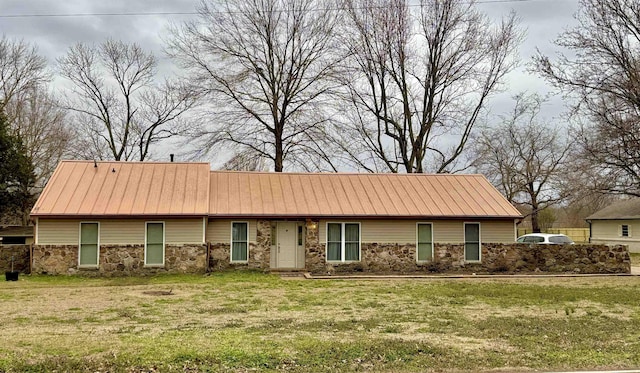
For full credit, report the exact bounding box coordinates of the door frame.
[275,221,302,269]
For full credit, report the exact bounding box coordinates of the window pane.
[327,223,341,243]
[327,242,341,261]
[232,222,248,242]
[465,224,479,242]
[345,243,359,261]
[345,224,359,242]
[271,224,277,245]
[146,244,164,265]
[232,242,248,261]
[80,223,98,266]
[418,224,432,243]
[79,244,98,265]
[146,223,164,265]
[81,223,98,244]
[465,243,480,261]
[147,223,163,245]
[417,243,432,261]
[465,223,480,261]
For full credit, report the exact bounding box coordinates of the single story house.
[587,199,640,253]
[0,226,34,245]
[30,160,524,275]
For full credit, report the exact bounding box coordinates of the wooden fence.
[517,228,590,243]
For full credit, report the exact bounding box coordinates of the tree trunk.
[275,136,284,172]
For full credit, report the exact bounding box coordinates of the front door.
[277,222,297,268]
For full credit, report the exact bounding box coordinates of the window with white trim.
[464,223,481,262]
[79,222,99,267]
[145,222,165,266]
[231,222,249,262]
[417,223,433,262]
[326,223,360,262]
[622,224,630,237]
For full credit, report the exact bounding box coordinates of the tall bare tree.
[0,36,69,222]
[4,85,70,191]
[59,40,197,161]
[472,94,572,232]
[535,0,640,196]
[335,0,521,173]
[167,0,342,172]
[0,36,48,117]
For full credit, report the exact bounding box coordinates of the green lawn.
[1,272,640,372]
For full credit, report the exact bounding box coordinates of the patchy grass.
[1,272,640,372]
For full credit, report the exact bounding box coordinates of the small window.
[1,236,26,245]
[145,222,164,266]
[326,223,360,262]
[298,225,303,246]
[232,222,249,262]
[549,235,573,244]
[622,225,630,237]
[464,223,481,262]
[270,223,277,245]
[417,223,433,262]
[79,222,99,267]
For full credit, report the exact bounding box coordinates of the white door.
[277,222,297,268]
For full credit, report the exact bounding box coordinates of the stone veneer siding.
[32,244,206,276]
[307,242,630,275]
[0,245,31,273]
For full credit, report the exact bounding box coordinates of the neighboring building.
[30,160,523,275]
[0,226,34,245]
[587,199,640,253]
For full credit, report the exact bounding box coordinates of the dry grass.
[1,272,640,372]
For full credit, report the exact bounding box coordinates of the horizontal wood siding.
[318,219,515,244]
[38,218,204,245]
[206,219,257,243]
[591,220,640,239]
[38,219,80,245]
[101,220,144,244]
[481,220,516,243]
[165,219,204,244]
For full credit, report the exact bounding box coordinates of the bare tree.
[0,36,69,222]
[472,94,572,232]
[336,0,521,173]
[0,36,48,116]
[535,0,640,196]
[4,85,71,191]
[167,0,342,172]
[59,40,197,161]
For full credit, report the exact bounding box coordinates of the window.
[231,222,249,262]
[145,222,164,266]
[464,223,481,262]
[326,223,360,262]
[622,225,630,237]
[298,225,303,246]
[417,223,433,262]
[79,222,99,267]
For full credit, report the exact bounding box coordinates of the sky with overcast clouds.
[0,0,581,164]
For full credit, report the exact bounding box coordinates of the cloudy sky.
[0,0,581,162]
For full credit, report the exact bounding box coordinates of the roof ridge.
[209,170,484,177]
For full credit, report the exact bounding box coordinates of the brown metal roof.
[31,161,210,217]
[209,171,522,218]
[586,198,640,220]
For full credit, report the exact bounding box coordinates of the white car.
[516,233,574,245]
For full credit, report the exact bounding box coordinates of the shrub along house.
[30,160,528,275]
